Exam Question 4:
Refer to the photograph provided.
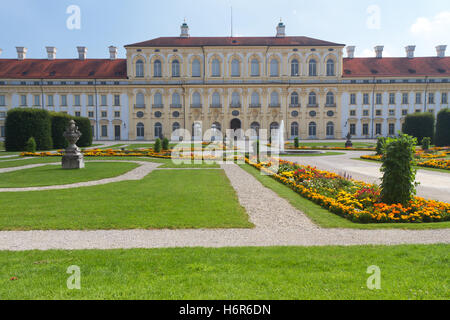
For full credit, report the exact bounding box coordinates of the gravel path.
[0,161,160,192]
[0,163,448,251]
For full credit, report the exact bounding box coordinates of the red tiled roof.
[125,36,345,47]
[343,57,450,78]
[0,59,127,79]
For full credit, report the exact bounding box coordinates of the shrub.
[50,112,72,149]
[435,108,450,147]
[294,137,299,148]
[402,112,435,144]
[73,116,93,147]
[380,133,417,206]
[25,137,37,152]
[376,137,386,155]
[162,137,169,151]
[421,137,431,150]
[5,108,53,151]
[154,138,161,153]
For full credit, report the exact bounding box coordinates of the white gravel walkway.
[0,163,448,251]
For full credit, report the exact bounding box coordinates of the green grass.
[287,142,375,148]
[280,151,345,157]
[126,144,154,149]
[0,245,448,299]
[241,164,450,230]
[0,169,251,230]
[0,162,138,188]
[354,158,450,174]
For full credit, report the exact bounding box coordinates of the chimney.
[405,45,416,58]
[0,48,2,57]
[46,46,57,60]
[436,45,447,58]
[346,46,355,59]
[77,46,87,60]
[276,20,286,38]
[109,46,117,60]
[16,47,27,60]
[180,21,189,38]
[374,45,384,58]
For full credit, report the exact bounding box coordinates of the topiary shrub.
[376,137,386,155]
[435,108,450,147]
[421,137,431,150]
[50,112,72,149]
[380,133,417,206]
[402,112,435,144]
[154,138,161,153]
[294,137,299,148]
[73,116,93,147]
[5,108,53,151]
[25,137,36,152]
[162,137,169,151]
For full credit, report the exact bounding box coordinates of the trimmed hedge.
[5,108,53,151]
[402,112,435,144]
[435,108,450,147]
[73,116,93,147]
[50,113,93,148]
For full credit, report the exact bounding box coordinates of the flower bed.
[361,151,450,171]
[417,159,450,170]
[246,158,450,224]
[285,146,376,151]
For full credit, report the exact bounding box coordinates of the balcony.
[230,103,241,108]
[190,103,202,108]
[249,103,261,108]
[170,104,182,108]
[289,103,300,108]
[307,104,318,108]
[152,104,164,108]
[134,104,146,109]
[269,103,281,108]
[325,103,336,107]
[210,104,222,108]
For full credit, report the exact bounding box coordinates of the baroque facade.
[0,22,449,141]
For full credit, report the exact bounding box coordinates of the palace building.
[0,21,449,141]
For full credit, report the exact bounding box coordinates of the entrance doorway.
[114,125,121,141]
[230,118,241,141]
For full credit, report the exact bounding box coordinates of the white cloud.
[410,11,450,39]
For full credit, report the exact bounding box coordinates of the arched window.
[172,92,181,107]
[326,59,335,76]
[290,92,299,106]
[309,59,317,76]
[153,60,162,77]
[192,92,201,107]
[291,122,299,138]
[291,59,299,76]
[231,59,240,77]
[251,92,260,107]
[212,59,221,77]
[308,122,317,137]
[326,92,335,106]
[192,59,201,77]
[270,91,280,107]
[136,59,144,78]
[212,122,221,133]
[308,92,317,106]
[136,92,145,108]
[172,60,180,77]
[251,59,260,76]
[153,92,162,107]
[326,121,334,137]
[231,92,240,107]
[250,122,260,136]
[212,92,221,107]
[154,122,162,139]
[270,122,279,138]
[172,122,180,132]
[270,59,279,77]
[136,122,145,139]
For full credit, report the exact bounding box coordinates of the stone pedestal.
[62,153,85,169]
[62,119,85,169]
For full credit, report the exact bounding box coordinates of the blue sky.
[0,0,449,59]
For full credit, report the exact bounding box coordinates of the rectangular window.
[101,95,107,106]
[47,95,54,106]
[402,109,408,116]
[74,95,81,106]
[34,95,40,106]
[389,123,395,135]
[88,111,94,118]
[350,94,356,105]
[349,110,356,116]
[363,110,369,117]
[415,92,422,104]
[88,95,94,106]
[101,125,107,137]
[428,93,435,104]
[0,125,4,137]
[376,109,382,116]
[114,95,120,106]
[442,93,448,104]
[101,111,107,118]
[389,109,395,116]
[0,112,6,118]
[349,124,356,135]
[0,95,5,106]
[114,111,120,118]
[389,93,395,105]
[75,111,81,117]
[376,123,382,135]
[402,93,409,104]
[21,95,27,106]
[376,93,382,105]
[362,124,369,136]
[61,95,67,106]
[363,93,369,105]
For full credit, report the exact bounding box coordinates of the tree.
[435,108,450,147]
[154,138,161,153]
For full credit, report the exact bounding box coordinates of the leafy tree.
[25,137,36,152]
[154,138,161,153]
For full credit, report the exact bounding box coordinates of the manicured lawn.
[126,144,154,149]
[0,169,250,230]
[280,152,345,157]
[354,158,450,174]
[0,162,138,188]
[0,245,448,299]
[241,164,450,229]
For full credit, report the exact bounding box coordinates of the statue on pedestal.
[62,120,85,169]
[345,132,353,148]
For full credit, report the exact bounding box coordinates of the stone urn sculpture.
[345,132,353,148]
[62,120,85,169]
